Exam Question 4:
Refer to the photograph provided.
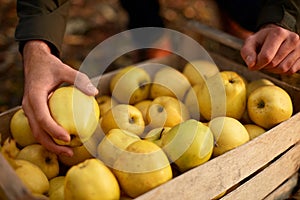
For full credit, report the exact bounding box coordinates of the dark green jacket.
[15,0,300,56]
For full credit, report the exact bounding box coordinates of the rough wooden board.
[222,143,300,200]
[264,173,298,200]
[135,113,300,200]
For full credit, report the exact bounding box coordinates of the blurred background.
[0,0,225,112]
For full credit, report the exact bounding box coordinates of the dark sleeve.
[15,0,70,56]
[257,0,300,34]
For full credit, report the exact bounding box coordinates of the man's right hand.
[22,40,98,156]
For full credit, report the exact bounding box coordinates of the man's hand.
[22,40,98,156]
[241,24,300,74]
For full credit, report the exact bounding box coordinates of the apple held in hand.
[161,119,214,172]
[49,86,100,147]
[110,66,151,104]
[247,85,293,129]
[17,144,59,179]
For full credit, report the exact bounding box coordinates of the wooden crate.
[1,23,300,200]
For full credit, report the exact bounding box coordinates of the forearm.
[258,0,300,34]
[15,0,70,56]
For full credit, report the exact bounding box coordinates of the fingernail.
[245,55,254,66]
[60,152,73,157]
[87,83,98,95]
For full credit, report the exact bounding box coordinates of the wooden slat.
[264,173,298,200]
[222,143,300,200]
[135,113,300,200]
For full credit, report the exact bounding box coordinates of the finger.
[287,58,300,74]
[263,36,298,70]
[22,101,73,156]
[255,34,284,70]
[61,65,98,96]
[28,89,71,142]
[36,130,74,157]
[240,36,258,68]
[264,50,299,74]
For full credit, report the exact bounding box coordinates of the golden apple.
[184,84,202,120]
[247,85,293,129]
[161,119,214,172]
[209,116,250,157]
[58,144,93,167]
[113,140,172,198]
[101,104,145,136]
[64,158,120,200]
[10,108,37,147]
[182,60,219,86]
[244,124,266,140]
[96,95,118,117]
[246,78,274,98]
[48,176,65,200]
[150,66,191,100]
[134,99,152,125]
[144,127,171,147]
[97,128,141,167]
[49,86,100,146]
[17,144,59,180]
[197,71,246,120]
[146,96,190,129]
[14,159,49,195]
[110,66,151,104]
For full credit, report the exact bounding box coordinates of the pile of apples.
[1,59,294,200]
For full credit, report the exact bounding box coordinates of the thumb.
[63,65,99,96]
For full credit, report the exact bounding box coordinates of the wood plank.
[264,173,298,200]
[222,143,300,200]
[136,113,300,200]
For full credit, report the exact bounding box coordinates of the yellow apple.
[113,140,172,198]
[247,85,293,129]
[58,144,93,167]
[150,66,191,100]
[1,138,20,160]
[110,66,151,104]
[14,159,49,195]
[161,119,214,172]
[146,96,190,129]
[144,127,171,147]
[246,78,274,98]
[97,128,141,167]
[101,104,145,136]
[197,71,246,120]
[48,86,100,147]
[134,99,152,125]
[16,144,59,179]
[64,158,120,200]
[48,176,65,200]
[184,84,202,120]
[96,95,118,117]
[244,124,266,140]
[182,60,219,86]
[209,116,250,157]
[10,108,37,147]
